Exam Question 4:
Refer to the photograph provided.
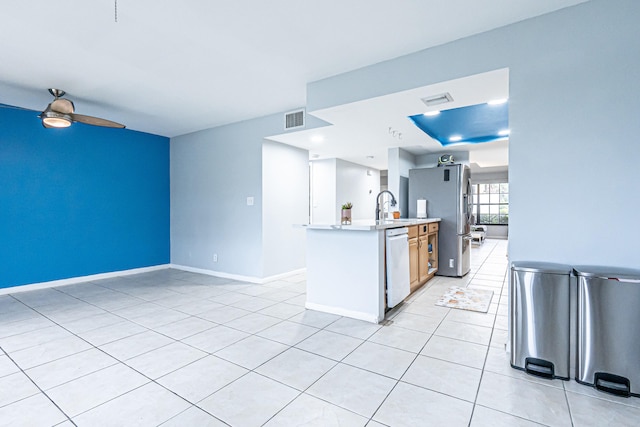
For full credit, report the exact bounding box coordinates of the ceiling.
[267,68,511,170]
[0,1,587,139]
[408,101,509,146]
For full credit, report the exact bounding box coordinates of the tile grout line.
[5,285,250,424]
[563,381,577,427]
[0,345,77,426]
[457,239,510,424]
[10,281,285,425]
[467,247,506,424]
[194,315,358,425]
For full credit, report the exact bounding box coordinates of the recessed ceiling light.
[449,135,463,142]
[498,129,510,136]
[310,135,324,143]
[487,98,508,106]
[423,111,440,117]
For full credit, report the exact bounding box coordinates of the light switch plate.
[247,197,254,206]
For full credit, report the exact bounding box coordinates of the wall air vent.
[421,92,453,107]
[284,109,305,130]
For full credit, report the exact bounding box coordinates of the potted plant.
[341,202,353,224]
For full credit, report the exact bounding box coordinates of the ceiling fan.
[37,88,125,129]
[0,88,127,129]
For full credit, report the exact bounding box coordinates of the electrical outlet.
[449,259,454,268]
[247,197,254,206]
[213,254,218,262]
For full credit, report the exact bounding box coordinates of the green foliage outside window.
[471,183,508,225]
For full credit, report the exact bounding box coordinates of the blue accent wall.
[0,106,170,288]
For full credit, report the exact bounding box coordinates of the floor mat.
[435,286,493,313]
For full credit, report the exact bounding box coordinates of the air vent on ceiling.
[421,92,453,107]
[284,109,305,130]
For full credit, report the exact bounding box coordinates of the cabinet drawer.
[408,225,418,239]
[428,222,439,233]
[418,224,429,236]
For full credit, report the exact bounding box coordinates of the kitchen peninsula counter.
[301,218,441,323]
[302,218,440,231]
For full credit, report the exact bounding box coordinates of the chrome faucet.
[375,190,397,221]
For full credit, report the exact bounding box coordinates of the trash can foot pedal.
[525,357,554,379]
[595,372,631,397]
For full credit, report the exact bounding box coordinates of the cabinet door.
[418,235,429,284]
[409,237,419,290]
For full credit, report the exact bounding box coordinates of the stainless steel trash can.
[510,261,573,380]
[574,266,640,397]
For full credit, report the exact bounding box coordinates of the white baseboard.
[263,268,306,283]
[1,264,306,295]
[0,264,171,296]
[170,264,305,285]
[305,302,381,324]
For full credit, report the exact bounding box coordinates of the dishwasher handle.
[386,227,409,237]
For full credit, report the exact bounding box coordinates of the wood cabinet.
[408,222,439,293]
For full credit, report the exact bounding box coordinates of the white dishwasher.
[386,227,410,308]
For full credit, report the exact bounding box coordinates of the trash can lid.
[572,265,640,280]
[511,261,572,274]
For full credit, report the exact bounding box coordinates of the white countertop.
[300,218,441,231]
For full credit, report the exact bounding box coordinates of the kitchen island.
[301,218,441,323]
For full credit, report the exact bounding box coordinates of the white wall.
[310,159,336,224]
[311,158,380,223]
[484,225,508,240]
[307,0,640,268]
[335,159,380,221]
[387,148,416,217]
[171,111,312,279]
[262,141,309,277]
[471,167,508,184]
[171,121,264,277]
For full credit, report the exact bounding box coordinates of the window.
[471,183,508,225]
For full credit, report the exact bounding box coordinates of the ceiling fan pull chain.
[114,0,118,23]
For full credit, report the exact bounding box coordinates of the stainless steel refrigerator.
[408,164,471,277]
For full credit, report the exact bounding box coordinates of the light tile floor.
[1,240,639,426]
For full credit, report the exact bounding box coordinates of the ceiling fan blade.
[71,113,125,129]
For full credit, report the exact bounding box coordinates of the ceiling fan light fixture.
[41,111,72,128]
